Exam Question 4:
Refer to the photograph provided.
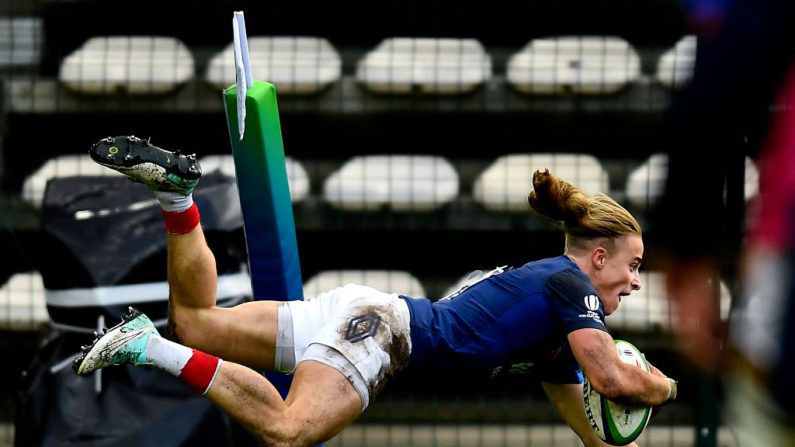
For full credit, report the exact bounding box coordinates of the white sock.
[154,191,194,213]
[145,335,194,376]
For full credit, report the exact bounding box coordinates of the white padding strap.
[45,271,252,307]
[274,303,297,373]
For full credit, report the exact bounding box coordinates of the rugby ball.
[583,340,652,446]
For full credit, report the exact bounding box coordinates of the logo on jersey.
[580,295,604,324]
[344,313,381,342]
[507,362,535,375]
[584,295,600,311]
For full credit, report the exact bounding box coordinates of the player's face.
[594,234,643,315]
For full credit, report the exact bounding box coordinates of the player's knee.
[254,432,296,447]
[253,421,311,447]
[166,303,209,346]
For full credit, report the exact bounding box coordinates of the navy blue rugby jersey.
[400,255,607,383]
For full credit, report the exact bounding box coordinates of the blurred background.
[0,0,746,445]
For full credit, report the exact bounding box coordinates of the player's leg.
[165,226,280,369]
[207,359,362,446]
[73,307,362,446]
[89,135,280,369]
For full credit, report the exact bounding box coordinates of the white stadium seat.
[0,17,43,69]
[507,36,641,95]
[655,35,697,90]
[356,37,492,94]
[200,154,310,203]
[59,36,194,95]
[205,36,342,94]
[0,272,48,330]
[473,153,610,212]
[625,153,759,209]
[608,271,731,332]
[22,155,125,207]
[323,155,459,211]
[303,270,425,300]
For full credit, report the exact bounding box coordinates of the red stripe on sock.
[179,349,220,394]
[161,203,200,234]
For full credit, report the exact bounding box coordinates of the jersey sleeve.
[545,269,608,334]
[535,345,584,384]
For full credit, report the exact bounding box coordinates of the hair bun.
[528,169,588,224]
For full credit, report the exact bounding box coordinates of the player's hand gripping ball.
[583,340,652,446]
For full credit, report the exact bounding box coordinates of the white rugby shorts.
[276,284,412,410]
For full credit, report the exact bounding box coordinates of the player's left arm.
[541,381,639,447]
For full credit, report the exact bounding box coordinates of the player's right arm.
[545,269,676,407]
[568,327,675,407]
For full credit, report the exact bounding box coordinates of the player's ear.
[591,246,607,270]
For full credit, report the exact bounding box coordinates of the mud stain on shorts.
[338,304,412,398]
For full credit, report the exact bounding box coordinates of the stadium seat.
[205,36,342,94]
[0,17,43,70]
[472,154,610,212]
[624,153,759,210]
[58,36,194,95]
[21,154,125,207]
[0,272,48,330]
[323,155,459,211]
[356,37,492,94]
[608,271,732,332]
[655,35,696,90]
[303,270,426,300]
[506,36,641,95]
[200,154,310,203]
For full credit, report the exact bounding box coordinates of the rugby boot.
[89,135,201,195]
[73,307,157,375]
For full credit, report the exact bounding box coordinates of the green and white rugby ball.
[583,340,652,446]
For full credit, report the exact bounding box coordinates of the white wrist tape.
[666,378,678,401]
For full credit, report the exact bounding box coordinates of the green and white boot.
[73,307,157,375]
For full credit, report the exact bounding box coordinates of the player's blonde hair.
[528,169,641,252]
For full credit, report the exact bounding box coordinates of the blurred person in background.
[655,0,795,444]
